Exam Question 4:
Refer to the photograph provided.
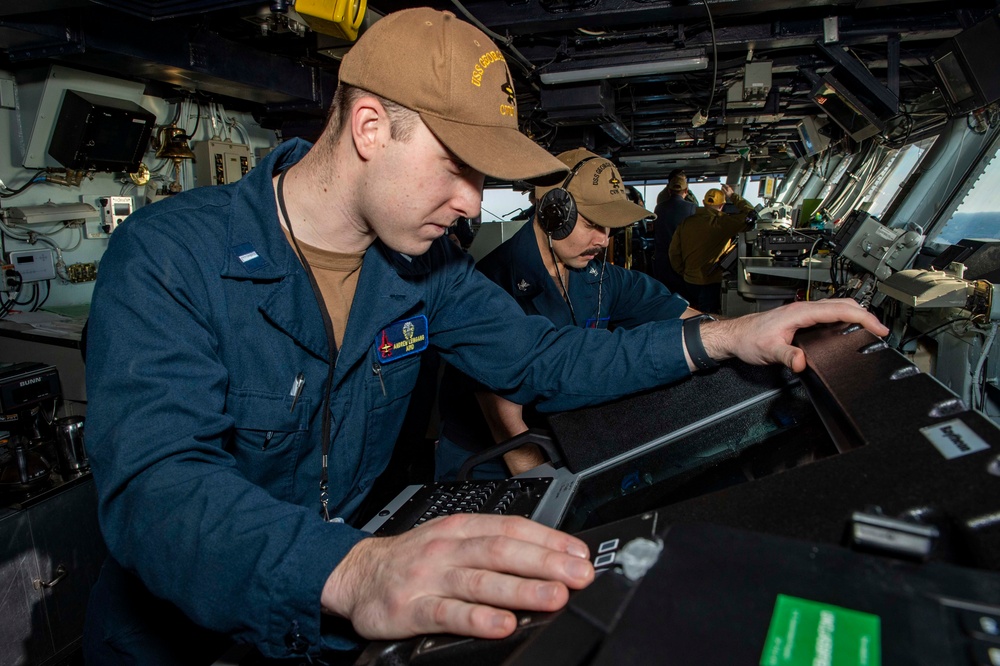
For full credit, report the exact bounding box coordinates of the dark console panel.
[348,321,1000,666]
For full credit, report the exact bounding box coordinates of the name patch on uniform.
[376,315,429,363]
[231,242,266,273]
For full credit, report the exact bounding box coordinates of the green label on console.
[759,594,881,666]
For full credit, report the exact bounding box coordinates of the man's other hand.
[699,299,889,373]
[321,514,594,640]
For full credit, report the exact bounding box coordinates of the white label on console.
[921,419,990,460]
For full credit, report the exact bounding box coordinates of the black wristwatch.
[683,314,718,371]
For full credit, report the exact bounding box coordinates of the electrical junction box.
[194,139,251,187]
[7,249,56,282]
[840,216,924,280]
[726,62,772,110]
[715,124,744,147]
[743,61,772,101]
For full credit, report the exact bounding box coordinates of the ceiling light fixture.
[619,149,714,164]
[539,49,708,86]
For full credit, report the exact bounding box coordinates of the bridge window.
[930,140,1000,250]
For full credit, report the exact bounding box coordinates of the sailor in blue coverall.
[82,125,690,665]
[81,10,889,665]
[436,149,698,481]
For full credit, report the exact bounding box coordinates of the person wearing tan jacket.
[669,183,754,313]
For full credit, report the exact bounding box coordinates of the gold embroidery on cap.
[471,50,506,87]
[594,163,624,195]
[609,176,624,195]
[592,162,609,185]
[500,82,516,117]
[609,175,623,195]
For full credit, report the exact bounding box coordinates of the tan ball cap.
[338,7,568,184]
[667,173,688,192]
[535,148,654,228]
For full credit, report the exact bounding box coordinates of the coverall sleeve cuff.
[649,318,691,383]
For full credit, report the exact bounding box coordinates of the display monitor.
[786,139,808,161]
[796,116,830,156]
[810,43,898,142]
[48,90,155,173]
[931,14,1000,115]
[811,70,890,141]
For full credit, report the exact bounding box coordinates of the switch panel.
[99,196,133,234]
[194,139,252,186]
[81,195,132,238]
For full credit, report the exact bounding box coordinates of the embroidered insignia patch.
[375,315,429,363]
[517,279,531,292]
[231,242,265,273]
[584,316,610,329]
[589,266,599,276]
[501,81,515,105]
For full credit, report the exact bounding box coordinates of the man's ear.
[350,96,388,161]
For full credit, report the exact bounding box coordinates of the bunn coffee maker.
[0,362,61,496]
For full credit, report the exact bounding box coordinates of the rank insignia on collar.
[231,242,265,273]
[375,314,429,363]
[589,266,599,276]
[517,279,531,292]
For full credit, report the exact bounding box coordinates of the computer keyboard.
[366,478,554,536]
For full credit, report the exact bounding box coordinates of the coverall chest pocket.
[226,388,309,489]
[367,354,422,411]
[357,353,425,490]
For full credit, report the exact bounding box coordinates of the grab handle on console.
[456,429,563,482]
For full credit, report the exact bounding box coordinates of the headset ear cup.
[538,187,577,241]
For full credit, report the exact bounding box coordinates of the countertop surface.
[0,308,88,348]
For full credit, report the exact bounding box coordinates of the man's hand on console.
[321,514,594,640]
[698,299,889,373]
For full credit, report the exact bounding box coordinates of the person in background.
[653,171,697,295]
[433,148,694,480]
[668,168,698,205]
[625,185,645,207]
[669,183,755,314]
[622,185,655,272]
[82,8,888,664]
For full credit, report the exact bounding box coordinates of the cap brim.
[422,115,568,184]
[578,199,654,228]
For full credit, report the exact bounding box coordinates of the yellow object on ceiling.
[295,0,366,41]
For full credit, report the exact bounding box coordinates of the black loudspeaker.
[536,156,601,240]
[48,90,155,173]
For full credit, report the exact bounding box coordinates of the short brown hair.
[328,83,419,142]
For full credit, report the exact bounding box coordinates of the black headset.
[537,156,602,241]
